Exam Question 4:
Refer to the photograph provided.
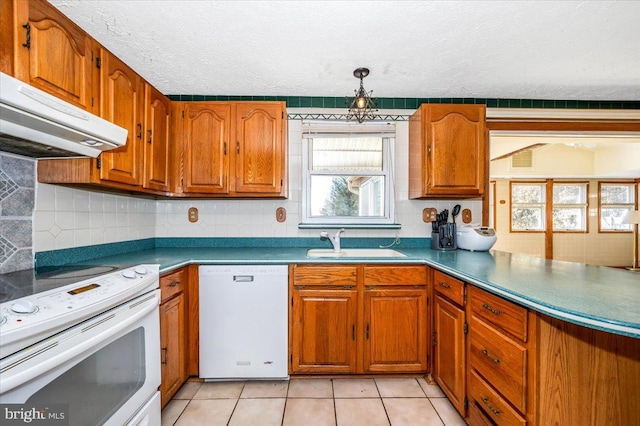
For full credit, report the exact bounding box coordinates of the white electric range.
[0,264,161,426]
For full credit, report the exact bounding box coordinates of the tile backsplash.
[0,153,35,273]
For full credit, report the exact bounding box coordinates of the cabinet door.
[426,105,485,196]
[183,103,231,194]
[434,294,466,415]
[143,84,171,191]
[234,102,285,195]
[291,288,357,373]
[159,293,186,408]
[98,49,143,186]
[363,289,428,372]
[13,0,94,112]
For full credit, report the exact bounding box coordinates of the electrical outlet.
[188,207,198,223]
[423,208,438,222]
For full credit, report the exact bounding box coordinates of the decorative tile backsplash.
[0,153,35,273]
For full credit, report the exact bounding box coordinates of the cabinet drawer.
[433,270,464,306]
[160,268,186,302]
[469,286,528,341]
[469,315,527,412]
[468,370,527,426]
[293,265,357,286]
[364,266,426,285]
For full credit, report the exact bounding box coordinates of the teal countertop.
[62,245,640,338]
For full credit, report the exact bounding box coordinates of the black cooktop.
[0,265,120,303]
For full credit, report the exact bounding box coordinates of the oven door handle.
[0,291,159,394]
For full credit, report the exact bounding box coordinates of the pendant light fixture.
[347,67,377,123]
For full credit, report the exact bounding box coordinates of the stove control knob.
[134,266,148,275]
[11,300,38,314]
[0,316,6,325]
[122,270,136,279]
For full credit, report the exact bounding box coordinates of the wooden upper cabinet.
[234,102,286,195]
[182,103,231,194]
[10,0,95,112]
[98,48,144,186]
[409,104,486,198]
[179,101,287,197]
[143,84,171,192]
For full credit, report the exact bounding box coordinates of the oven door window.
[27,327,146,425]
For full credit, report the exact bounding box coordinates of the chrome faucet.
[320,229,345,252]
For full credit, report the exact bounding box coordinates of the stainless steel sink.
[306,248,407,258]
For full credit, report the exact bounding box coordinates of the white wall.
[491,144,595,178]
[33,118,483,252]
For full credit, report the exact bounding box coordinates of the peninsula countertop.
[29,245,639,338]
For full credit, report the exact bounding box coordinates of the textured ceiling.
[49,1,640,100]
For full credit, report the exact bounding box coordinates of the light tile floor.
[161,378,466,426]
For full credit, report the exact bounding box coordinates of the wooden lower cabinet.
[159,267,189,408]
[433,294,466,415]
[291,289,357,373]
[364,289,427,372]
[159,293,186,407]
[467,285,534,425]
[289,264,428,375]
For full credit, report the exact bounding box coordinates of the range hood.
[0,72,127,158]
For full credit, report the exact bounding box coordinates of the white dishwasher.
[199,265,289,379]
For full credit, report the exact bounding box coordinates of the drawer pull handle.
[481,397,501,415]
[482,349,500,364]
[482,303,501,315]
[438,282,451,289]
[161,347,168,364]
[169,281,181,288]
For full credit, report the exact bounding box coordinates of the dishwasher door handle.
[233,275,254,282]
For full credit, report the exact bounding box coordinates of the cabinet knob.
[161,347,168,364]
[137,123,142,139]
[147,129,152,144]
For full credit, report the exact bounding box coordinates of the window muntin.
[511,182,546,231]
[552,183,588,232]
[303,133,394,225]
[599,183,635,231]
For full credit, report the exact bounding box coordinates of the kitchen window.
[511,182,546,231]
[301,123,395,226]
[599,182,636,232]
[552,182,588,232]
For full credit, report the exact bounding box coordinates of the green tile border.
[166,95,640,109]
